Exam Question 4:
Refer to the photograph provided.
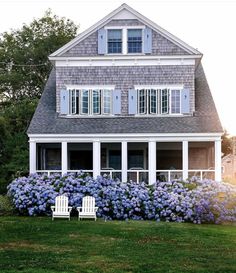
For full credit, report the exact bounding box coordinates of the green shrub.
[0,195,14,215]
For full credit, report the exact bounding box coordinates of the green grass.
[0,217,236,273]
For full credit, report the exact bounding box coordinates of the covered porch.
[29,134,222,184]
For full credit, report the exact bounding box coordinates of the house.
[27,3,223,184]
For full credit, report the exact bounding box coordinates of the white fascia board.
[49,3,202,58]
[54,58,196,67]
[49,55,202,61]
[29,133,222,143]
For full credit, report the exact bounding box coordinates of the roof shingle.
[27,64,223,135]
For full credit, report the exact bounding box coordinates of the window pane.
[161,89,169,114]
[138,89,146,114]
[128,29,142,53]
[149,89,157,114]
[171,90,181,114]
[103,90,111,114]
[76,90,79,114]
[71,89,76,114]
[108,30,122,54]
[93,90,101,114]
[81,90,89,114]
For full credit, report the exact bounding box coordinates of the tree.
[0,10,78,102]
[0,11,78,193]
[221,130,233,157]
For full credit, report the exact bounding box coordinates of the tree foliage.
[0,9,78,101]
[0,11,78,193]
[221,130,233,157]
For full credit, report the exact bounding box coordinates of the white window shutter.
[60,89,69,115]
[98,28,106,54]
[181,89,190,114]
[128,89,137,115]
[112,90,121,115]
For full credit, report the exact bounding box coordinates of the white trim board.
[49,4,201,58]
[29,133,222,143]
[54,58,196,67]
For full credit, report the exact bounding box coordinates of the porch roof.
[27,64,223,135]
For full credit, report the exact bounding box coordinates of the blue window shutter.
[144,27,152,54]
[181,89,190,114]
[128,89,137,115]
[112,90,121,115]
[98,28,106,54]
[60,89,69,115]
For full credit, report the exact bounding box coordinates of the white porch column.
[61,142,68,175]
[29,140,36,174]
[148,140,156,185]
[122,141,127,182]
[215,139,222,181]
[182,140,188,180]
[93,140,101,179]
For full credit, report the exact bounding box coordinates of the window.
[68,88,112,116]
[107,29,122,54]
[137,88,182,115]
[105,28,144,54]
[161,89,169,114]
[127,29,142,53]
[171,89,181,114]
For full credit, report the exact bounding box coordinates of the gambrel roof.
[49,3,201,58]
[27,63,222,135]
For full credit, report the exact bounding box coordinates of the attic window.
[107,29,122,54]
[127,29,142,53]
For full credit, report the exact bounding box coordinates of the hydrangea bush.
[7,173,236,223]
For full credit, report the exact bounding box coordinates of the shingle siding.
[56,65,195,114]
[61,19,189,57]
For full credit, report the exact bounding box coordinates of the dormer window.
[107,29,122,54]
[68,88,113,116]
[127,29,142,53]
[98,26,151,55]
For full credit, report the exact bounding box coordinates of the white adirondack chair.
[77,196,98,221]
[51,195,72,220]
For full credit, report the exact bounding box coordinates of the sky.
[1,0,236,135]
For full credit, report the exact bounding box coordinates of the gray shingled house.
[27,3,223,184]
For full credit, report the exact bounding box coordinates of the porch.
[29,135,222,184]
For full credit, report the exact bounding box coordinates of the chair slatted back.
[82,196,95,213]
[55,195,68,213]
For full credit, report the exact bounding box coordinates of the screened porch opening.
[156,142,182,181]
[68,143,93,175]
[127,142,148,183]
[188,141,215,180]
[37,143,61,172]
[100,143,121,180]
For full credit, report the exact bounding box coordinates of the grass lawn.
[0,217,236,273]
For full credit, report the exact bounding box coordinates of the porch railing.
[127,170,149,184]
[36,170,62,176]
[35,169,216,182]
[100,169,122,180]
[156,170,183,182]
[188,169,215,180]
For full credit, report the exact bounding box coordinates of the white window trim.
[66,86,114,116]
[104,26,145,55]
[127,28,144,54]
[169,89,182,115]
[135,86,184,116]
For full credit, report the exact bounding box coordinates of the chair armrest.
[51,206,55,212]
[95,207,98,212]
[77,207,82,212]
[68,206,73,212]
